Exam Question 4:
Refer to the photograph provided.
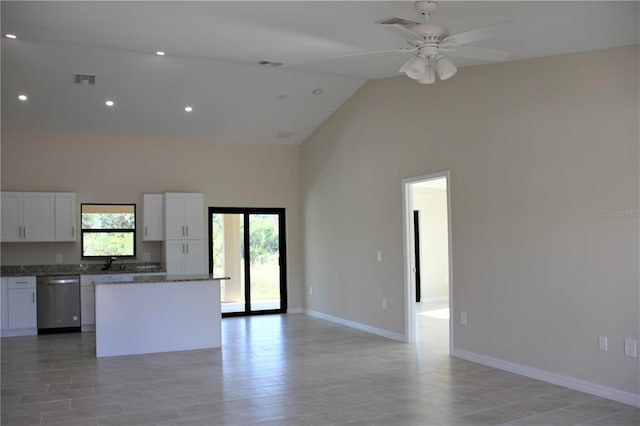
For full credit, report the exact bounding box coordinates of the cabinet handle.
[16,281,28,284]
[182,244,185,254]
[32,293,35,303]
[186,243,189,254]
[23,227,26,238]
[72,226,75,237]
[145,226,148,237]
[186,225,189,236]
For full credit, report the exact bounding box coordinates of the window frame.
[80,203,137,259]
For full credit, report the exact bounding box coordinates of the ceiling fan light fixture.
[403,55,427,80]
[418,58,436,84]
[436,57,457,80]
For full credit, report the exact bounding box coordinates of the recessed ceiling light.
[312,88,323,96]
[156,51,166,56]
[184,106,193,113]
[6,34,17,39]
[105,100,115,107]
[17,94,28,101]
[276,94,287,100]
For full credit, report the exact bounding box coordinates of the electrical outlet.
[598,336,608,351]
[377,251,382,262]
[460,312,468,325]
[625,338,637,358]
[55,253,63,264]
[382,298,388,310]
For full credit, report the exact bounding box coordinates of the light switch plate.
[598,336,608,351]
[460,312,468,325]
[625,338,637,358]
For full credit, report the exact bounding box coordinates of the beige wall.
[1,132,303,310]
[301,46,639,394]
[413,188,449,300]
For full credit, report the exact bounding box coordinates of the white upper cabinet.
[1,193,21,241]
[164,193,203,240]
[54,192,77,241]
[2,192,76,242]
[1,192,55,242]
[143,194,164,241]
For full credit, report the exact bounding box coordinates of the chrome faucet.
[102,257,117,271]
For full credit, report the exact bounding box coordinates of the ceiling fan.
[339,1,521,84]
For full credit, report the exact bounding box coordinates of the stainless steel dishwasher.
[37,275,81,333]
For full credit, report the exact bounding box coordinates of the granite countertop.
[0,262,166,277]
[92,274,230,285]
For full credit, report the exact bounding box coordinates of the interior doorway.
[209,207,287,317]
[402,172,452,353]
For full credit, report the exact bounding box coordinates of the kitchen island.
[93,274,227,358]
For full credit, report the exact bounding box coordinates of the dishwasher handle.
[43,278,78,284]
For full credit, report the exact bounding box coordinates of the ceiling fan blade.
[331,47,417,59]
[375,16,424,41]
[441,45,510,62]
[442,20,522,46]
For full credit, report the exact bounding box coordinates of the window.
[81,204,136,258]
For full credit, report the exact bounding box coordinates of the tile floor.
[1,313,638,425]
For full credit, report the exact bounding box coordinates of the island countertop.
[92,274,230,285]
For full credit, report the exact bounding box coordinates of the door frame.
[208,207,288,317]
[413,210,421,303]
[401,170,453,350]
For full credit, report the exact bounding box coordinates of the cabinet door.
[165,240,186,274]
[55,193,77,241]
[143,194,164,241]
[184,240,205,275]
[164,193,186,240]
[81,285,95,326]
[1,192,22,242]
[1,278,8,330]
[22,193,55,242]
[183,194,203,239]
[8,288,37,329]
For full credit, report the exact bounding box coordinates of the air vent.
[73,74,96,85]
[258,60,283,68]
[276,131,294,139]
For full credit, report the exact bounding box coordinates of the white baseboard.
[1,328,37,337]
[305,309,405,342]
[452,349,640,408]
[420,296,449,303]
[287,308,304,314]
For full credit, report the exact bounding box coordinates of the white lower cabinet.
[80,276,96,330]
[2,277,37,336]
[165,240,204,275]
[1,278,9,330]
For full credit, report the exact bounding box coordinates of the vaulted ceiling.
[2,1,638,145]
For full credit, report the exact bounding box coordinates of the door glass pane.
[212,213,245,314]
[249,214,280,311]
